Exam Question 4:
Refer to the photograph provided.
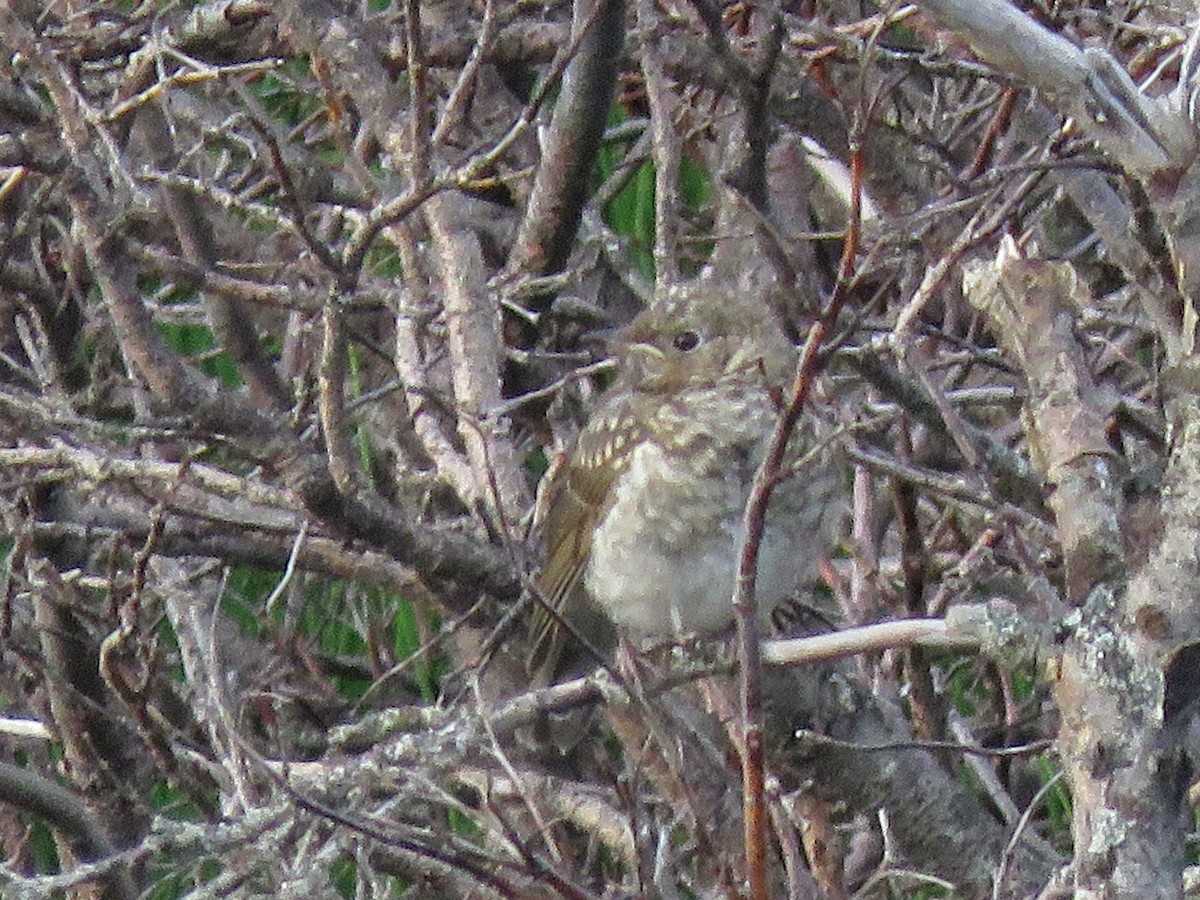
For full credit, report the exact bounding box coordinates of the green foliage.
[600,154,655,279]
[941,654,984,718]
[678,155,714,267]
[219,567,283,639]
[150,780,211,824]
[138,277,246,387]
[301,580,444,702]
[367,243,403,279]
[1190,807,1200,864]
[345,345,378,487]
[297,580,370,700]
[26,819,59,876]
[679,155,712,212]
[392,596,442,703]
[213,565,443,704]
[144,869,189,900]
[525,446,550,481]
[0,539,13,587]
[252,58,321,126]
[158,321,243,388]
[447,806,480,840]
[1008,668,1038,703]
[595,106,715,279]
[330,855,357,898]
[882,20,920,50]
[1033,757,1073,839]
[330,854,405,898]
[144,855,220,900]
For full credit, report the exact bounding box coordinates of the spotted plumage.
[529,286,841,679]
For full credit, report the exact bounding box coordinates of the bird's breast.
[582,379,841,639]
[585,436,809,637]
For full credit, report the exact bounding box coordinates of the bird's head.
[616,289,794,395]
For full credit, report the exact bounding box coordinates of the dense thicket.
[2,2,1199,897]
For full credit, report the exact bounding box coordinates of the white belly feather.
[585,440,809,637]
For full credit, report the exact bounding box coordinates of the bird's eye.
[673,330,701,352]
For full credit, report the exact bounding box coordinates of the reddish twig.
[733,119,863,900]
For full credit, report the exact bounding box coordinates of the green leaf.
[157,322,243,388]
[1033,757,1073,837]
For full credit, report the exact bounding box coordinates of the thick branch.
[965,242,1188,897]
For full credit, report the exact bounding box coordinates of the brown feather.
[528,397,643,678]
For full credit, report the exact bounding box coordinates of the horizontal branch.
[763,600,1046,668]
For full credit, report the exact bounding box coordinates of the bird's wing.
[529,399,643,679]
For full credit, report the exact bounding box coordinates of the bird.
[529,283,842,680]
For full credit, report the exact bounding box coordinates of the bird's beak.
[625,341,666,364]
[622,341,674,392]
